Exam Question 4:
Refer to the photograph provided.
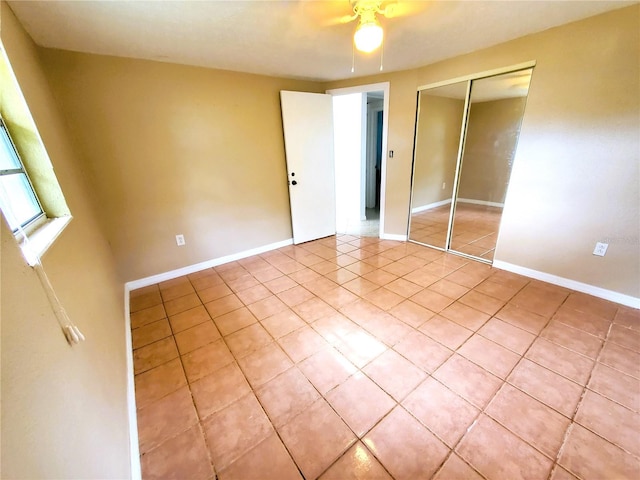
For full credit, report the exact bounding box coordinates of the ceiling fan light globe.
[354,22,383,53]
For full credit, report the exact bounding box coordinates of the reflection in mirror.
[450,69,533,261]
[409,81,467,249]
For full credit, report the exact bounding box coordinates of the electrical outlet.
[442,182,446,190]
[593,242,608,256]
[176,234,185,246]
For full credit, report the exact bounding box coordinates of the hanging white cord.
[351,41,356,73]
[32,261,85,344]
[379,32,384,72]
[0,183,85,345]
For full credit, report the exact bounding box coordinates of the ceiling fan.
[338,0,423,53]
[299,0,426,72]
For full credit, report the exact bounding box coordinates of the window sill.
[19,215,72,266]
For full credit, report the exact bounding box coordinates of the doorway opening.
[328,83,389,238]
[365,94,384,232]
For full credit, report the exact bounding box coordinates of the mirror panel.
[409,81,467,248]
[450,69,533,261]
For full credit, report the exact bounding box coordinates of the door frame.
[326,82,390,239]
[366,99,384,210]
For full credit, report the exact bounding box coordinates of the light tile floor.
[130,235,640,480]
[339,208,380,237]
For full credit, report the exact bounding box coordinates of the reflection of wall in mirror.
[457,97,527,205]
[412,95,464,211]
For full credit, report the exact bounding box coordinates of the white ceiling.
[6,0,635,82]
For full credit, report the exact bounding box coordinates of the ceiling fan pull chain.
[351,41,356,73]
[350,41,356,73]
[379,34,384,71]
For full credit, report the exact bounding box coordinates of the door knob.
[291,180,298,185]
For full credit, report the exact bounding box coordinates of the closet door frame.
[410,60,536,263]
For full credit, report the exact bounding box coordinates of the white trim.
[412,198,452,214]
[366,98,383,210]
[123,290,142,480]
[124,236,294,476]
[493,260,640,309]
[125,238,294,290]
[457,198,505,208]
[360,92,367,221]
[381,233,407,241]
[19,215,72,266]
[417,61,537,92]
[326,82,390,240]
[326,82,390,96]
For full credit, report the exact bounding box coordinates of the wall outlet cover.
[593,242,608,256]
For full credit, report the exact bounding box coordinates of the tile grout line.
[129,237,638,480]
[140,244,518,478]
[184,273,219,480]
[136,244,434,477]
[316,261,518,479]
[239,239,459,479]
[549,311,640,479]
[543,295,617,480]
[273,237,400,479]
[442,281,569,478]
[263,239,426,479]
[208,262,299,478]
[208,253,366,480]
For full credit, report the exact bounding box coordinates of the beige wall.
[412,94,464,208]
[39,50,323,281]
[0,3,131,478]
[25,4,640,299]
[458,97,527,204]
[326,5,639,299]
[2,4,636,478]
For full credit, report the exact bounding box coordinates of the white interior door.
[280,91,336,244]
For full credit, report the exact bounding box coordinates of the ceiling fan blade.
[297,0,358,27]
[382,1,429,19]
[322,13,359,27]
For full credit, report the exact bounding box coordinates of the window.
[0,116,45,232]
[1,45,72,265]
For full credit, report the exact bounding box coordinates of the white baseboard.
[493,260,640,309]
[457,198,505,208]
[122,292,141,480]
[123,236,294,478]
[125,238,294,291]
[381,233,407,241]
[411,198,452,214]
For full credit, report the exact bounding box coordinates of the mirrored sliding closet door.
[408,80,468,250]
[409,67,533,263]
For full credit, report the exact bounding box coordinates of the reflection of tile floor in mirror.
[409,203,503,261]
[130,235,640,480]
[409,204,451,248]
